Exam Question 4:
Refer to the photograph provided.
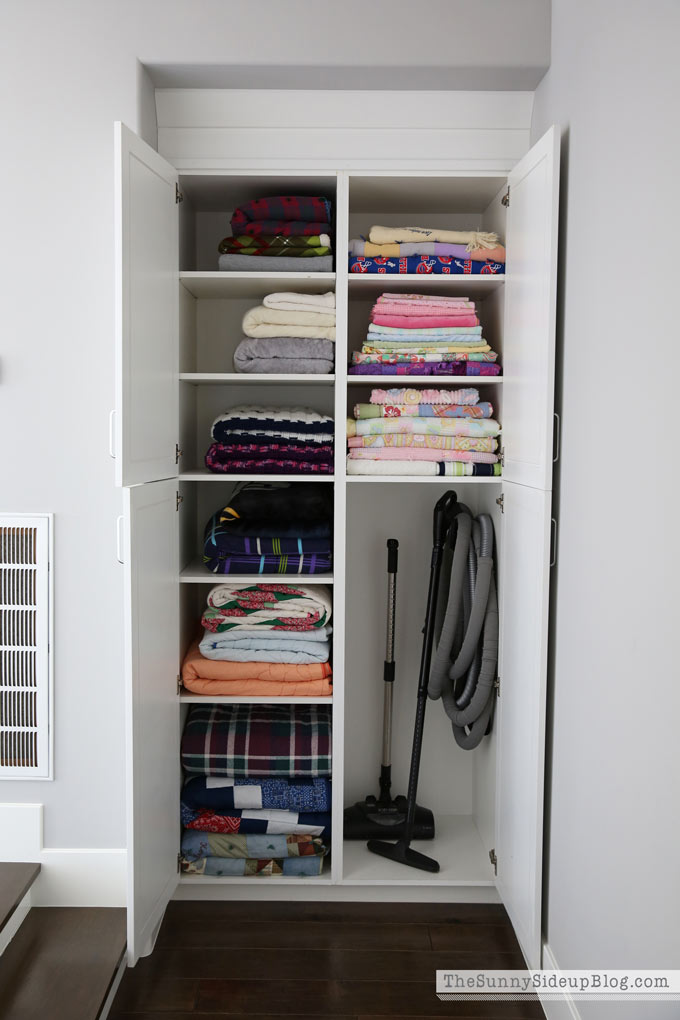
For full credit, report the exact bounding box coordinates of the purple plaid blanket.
[181,704,332,777]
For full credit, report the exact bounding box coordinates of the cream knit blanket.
[263,291,336,315]
[368,225,499,250]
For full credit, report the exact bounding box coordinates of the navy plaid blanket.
[181,704,332,777]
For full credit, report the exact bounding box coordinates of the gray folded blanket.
[233,337,335,374]
[218,254,333,273]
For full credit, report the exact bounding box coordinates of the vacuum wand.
[379,539,398,802]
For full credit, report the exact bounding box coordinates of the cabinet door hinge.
[175,443,183,464]
[177,674,182,695]
[501,187,510,208]
[496,494,504,513]
[176,491,183,512]
[175,183,183,204]
[489,848,498,875]
[494,676,500,697]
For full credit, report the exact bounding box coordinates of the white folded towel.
[263,291,336,315]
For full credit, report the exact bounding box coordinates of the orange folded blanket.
[181,640,333,697]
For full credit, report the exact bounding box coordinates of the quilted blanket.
[181,829,328,861]
[181,704,332,777]
[180,855,325,877]
[182,803,331,838]
[182,775,332,813]
[203,582,332,630]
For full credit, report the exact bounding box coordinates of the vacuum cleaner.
[343,538,435,842]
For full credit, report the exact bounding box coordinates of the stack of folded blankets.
[234,291,335,374]
[218,195,333,272]
[181,582,333,698]
[202,482,333,576]
[180,704,332,876]
[347,387,502,477]
[348,225,505,275]
[205,406,335,475]
[202,482,332,574]
[349,292,501,377]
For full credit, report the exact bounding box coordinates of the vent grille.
[0,517,52,779]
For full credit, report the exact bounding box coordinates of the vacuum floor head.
[343,796,435,841]
[367,837,440,873]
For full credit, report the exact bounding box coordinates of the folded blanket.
[205,483,333,538]
[212,407,334,443]
[347,459,502,477]
[234,337,335,375]
[244,305,336,329]
[354,403,493,420]
[348,362,502,376]
[379,292,474,303]
[180,854,325,877]
[372,314,480,330]
[263,291,336,314]
[348,447,498,464]
[364,344,492,355]
[205,446,334,476]
[182,663,332,700]
[182,775,332,813]
[370,324,483,335]
[348,434,498,452]
[349,239,506,262]
[367,333,486,345]
[231,196,332,236]
[182,829,327,861]
[220,235,332,256]
[182,803,331,838]
[207,440,334,467]
[351,417,501,438]
[208,534,331,555]
[219,254,333,272]
[349,256,504,275]
[202,550,333,575]
[369,387,479,405]
[368,226,499,248]
[352,350,498,364]
[373,301,475,316]
[181,703,332,777]
[204,582,332,629]
[199,631,331,664]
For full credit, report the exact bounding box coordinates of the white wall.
[532,2,680,1016]
[0,0,548,853]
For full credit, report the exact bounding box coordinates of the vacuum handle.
[385,539,398,666]
[387,538,398,574]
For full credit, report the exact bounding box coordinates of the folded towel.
[199,631,331,664]
[370,324,482,335]
[263,291,336,314]
[349,239,506,262]
[244,305,335,330]
[373,301,475,316]
[368,225,499,249]
[351,417,500,438]
[369,387,480,405]
[182,640,332,694]
[234,337,335,375]
[219,254,333,272]
[372,314,480,330]
[364,344,492,355]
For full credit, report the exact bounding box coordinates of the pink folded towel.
[371,313,480,330]
[379,293,473,304]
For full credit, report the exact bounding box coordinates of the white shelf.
[346,374,502,384]
[179,559,334,584]
[342,815,494,887]
[348,275,504,299]
[180,271,336,299]
[346,475,502,484]
[180,373,335,385]
[180,692,333,705]
[180,469,334,482]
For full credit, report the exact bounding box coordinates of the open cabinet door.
[115,122,179,487]
[124,480,179,963]
[495,482,552,969]
[502,126,560,490]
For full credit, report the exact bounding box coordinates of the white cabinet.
[115,121,558,970]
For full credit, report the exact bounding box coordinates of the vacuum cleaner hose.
[428,504,498,750]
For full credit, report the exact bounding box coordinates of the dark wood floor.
[111,901,545,1019]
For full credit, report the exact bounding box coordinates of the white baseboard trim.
[540,942,582,1020]
[0,804,126,906]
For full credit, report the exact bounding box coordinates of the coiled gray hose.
[428,504,498,750]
